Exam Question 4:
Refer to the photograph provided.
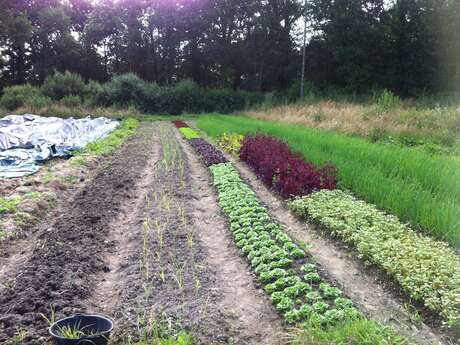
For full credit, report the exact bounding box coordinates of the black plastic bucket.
[49,313,113,345]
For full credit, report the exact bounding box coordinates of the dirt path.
[176,130,286,345]
[0,125,158,344]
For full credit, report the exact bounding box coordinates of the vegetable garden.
[0,117,457,345]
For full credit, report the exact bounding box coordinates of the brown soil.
[0,126,156,344]
[0,152,100,241]
[225,153,449,345]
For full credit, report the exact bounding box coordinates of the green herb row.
[179,127,200,140]
[211,163,360,326]
[290,189,460,329]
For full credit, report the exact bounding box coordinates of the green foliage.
[60,94,82,108]
[197,115,460,248]
[0,196,23,214]
[0,192,41,215]
[290,190,460,329]
[374,89,401,114]
[0,84,40,110]
[41,71,86,100]
[101,73,147,106]
[179,127,200,140]
[217,133,244,155]
[83,118,139,155]
[292,318,410,345]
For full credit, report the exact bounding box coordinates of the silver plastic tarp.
[0,114,119,178]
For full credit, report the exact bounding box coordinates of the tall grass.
[197,115,460,248]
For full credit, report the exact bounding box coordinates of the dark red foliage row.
[189,138,228,166]
[239,135,337,198]
[173,121,189,128]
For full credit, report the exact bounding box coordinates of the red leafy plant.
[189,138,228,166]
[239,135,337,198]
[173,121,189,128]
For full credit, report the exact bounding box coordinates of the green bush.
[374,89,401,114]
[102,73,147,106]
[60,95,82,108]
[138,83,162,113]
[42,71,86,100]
[26,94,53,109]
[2,72,264,115]
[0,84,40,110]
[83,80,104,107]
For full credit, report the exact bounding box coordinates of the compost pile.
[0,114,119,178]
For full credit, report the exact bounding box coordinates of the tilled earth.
[0,125,157,344]
[0,123,285,344]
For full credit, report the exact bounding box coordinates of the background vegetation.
[0,72,262,115]
[0,0,459,97]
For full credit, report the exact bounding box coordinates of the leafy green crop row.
[210,163,409,344]
[211,163,362,325]
[82,118,139,156]
[179,127,200,140]
[290,190,460,329]
[196,115,460,248]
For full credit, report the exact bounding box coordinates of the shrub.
[0,84,40,110]
[203,88,246,113]
[83,80,104,107]
[179,127,200,139]
[42,71,86,100]
[173,121,189,128]
[289,189,460,329]
[374,89,401,114]
[139,82,162,113]
[217,133,244,156]
[102,73,147,106]
[239,135,337,198]
[189,138,227,166]
[60,94,82,108]
[23,94,53,111]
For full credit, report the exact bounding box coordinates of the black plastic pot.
[49,313,113,345]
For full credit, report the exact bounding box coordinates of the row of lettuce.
[215,130,460,332]
[174,121,410,344]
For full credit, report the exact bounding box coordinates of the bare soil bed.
[0,122,287,344]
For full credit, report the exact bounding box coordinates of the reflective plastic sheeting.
[0,114,119,178]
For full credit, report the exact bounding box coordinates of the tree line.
[0,0,458,97]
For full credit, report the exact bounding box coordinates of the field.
[197,115,460,248]
[0,116,458,345]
